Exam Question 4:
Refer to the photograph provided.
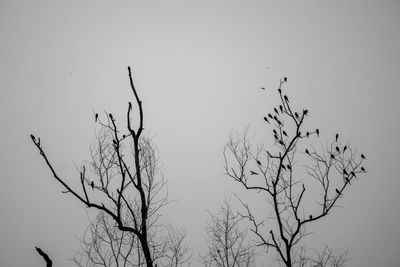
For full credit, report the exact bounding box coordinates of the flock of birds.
[249,80,367,203]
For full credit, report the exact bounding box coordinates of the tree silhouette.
[31,67,167,267]
[200,197,256,267]
[223,78,366,267]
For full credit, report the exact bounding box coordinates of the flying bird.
[361,154,366,159]
[263,117,269,124]
[335,189,341,196]
[250,170,258,175]
[95,113,98,122]
[316,129,319,137]
[335,133,339,142]
[91,181,94,190]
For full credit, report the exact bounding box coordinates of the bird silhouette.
[279,140,285,146]
[309,215,313,220]
[336,146,340,153]
[335,189,341,195]
[281,165,286,171]
[250,170,258,175]
[91,181,94,190]
[283,130,288,137]
[343,145,347,153]
[278,88,282,94]
[287,164,291,170]
[261,87,266,90]
[306,132,310,138]
[283,77,287,82]
[273,129,278,135]
[331,154,335,160]
[257,160,262,165]
[361,154,366,159]
[335,133,339,142]
[295,112,299,119]
[279,105,283,113]
[95,113,98,122]
[343,169,348,175]
[264,117,269,124]
[361,167,366,172]
[316,129,319,137]
[305,149,310,155]
[284,95,289,103]
[268,113,273,119]
[303,109,309,116]
[109,113,113,120]
[30,134,35,141]
[351,171,356,177]
[274,107,279,114]
[345,177,351,185]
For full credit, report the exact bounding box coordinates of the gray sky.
[1,1,399,266]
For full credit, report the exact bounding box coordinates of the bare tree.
[31,67,168,267]
[163,224,193,267]
[223,78,367,267]
[200,198,256,267]
[294,245,349,267]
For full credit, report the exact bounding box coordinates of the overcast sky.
[1,1,400,266]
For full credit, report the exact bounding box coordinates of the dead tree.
[31,67,167,267]
[223,78,366,267]
[200,198,256,267]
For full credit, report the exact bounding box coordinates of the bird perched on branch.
[336,146,340,153]
[284,95,289,103]
[257,160,262,165]
[91,181,94,190]
[303,109,308,116]
[264,117,269,124]
[283,77,287,82]
[283,130,288,137]
[305,149,310,155]
[316,129,320,137]
[335,133,339,142]
[274,107,279,114]
[361,167,366,172]
[361,154,366,159]
[343,145,347,153]
[294,112,299,119]
[335,189,341,196]
[250,170,258,175]
[278,88,282,94]
[331,154,335,160]
[95,113,98,122]
[279,105,283,113]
